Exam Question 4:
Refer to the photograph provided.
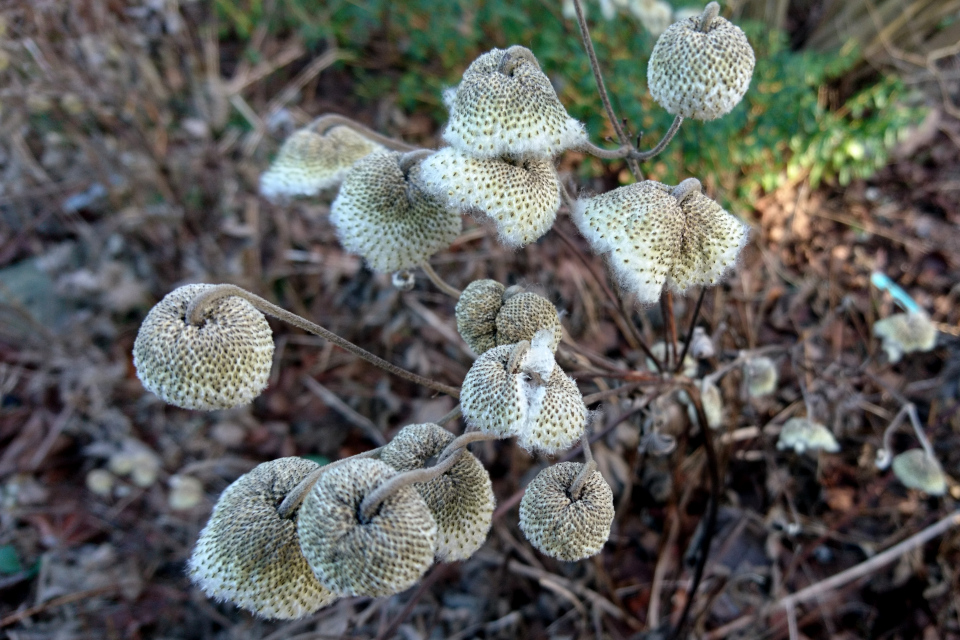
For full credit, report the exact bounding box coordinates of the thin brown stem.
[309,113,419,152]
[437,405,462,426]
[359,449,464,521]
[276,448,382,519]
[420,262,462,298]
[698,2,721,32]
[578,116,683,163]
[675,288,706,375]
[569,460,597,501]
[186,284,460,398]
[570,0,643,180]
[634,115,684,161]
[661,291,678,371]
[582,382,644,405]
[438,430,501,462]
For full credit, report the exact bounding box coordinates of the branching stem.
[359,449,464,521]
[277,448,382,519]
[438,430,501,462]
[186,284,460,398]
[310,113,419,152]
[578,116,683,162]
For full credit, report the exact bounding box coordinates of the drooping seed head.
[744,356,778,398]
[188,457,337,619]
[647,5,756,121]
[891,449,947,496]
[419,147,561,247]
[443,46,586,159]
[379,423,495,562]
[297,458,437,597]
[456,279,507,354]
[133,284,274,410]
[260,125,384,200]
[496,292,563,351]
[873,312,938,363]
[776,418,840,455]
[572,180,747,304]
[330,151,462,272]
[519,462,614,561]
[461,329,586,453]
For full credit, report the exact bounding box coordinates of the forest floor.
[1,2,960,639]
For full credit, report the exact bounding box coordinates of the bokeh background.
[2,0,960,638]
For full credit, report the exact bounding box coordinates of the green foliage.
[216,0,926,207]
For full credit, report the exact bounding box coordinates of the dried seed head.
[419,147,561,247]
[456,279,507,354]
[330,152,462,272]
[873,312,938,363]
[443,46,586,159]
[188,458,337,619]
[744,356,778,398]
[496,292,563,351]
[133,284,274,410]
[891,449,947,496]
[647,6,755,121]
[629,0,674,36]
[297,458,437,597]
[260,125,384,199]
[689,326,715,359]
[572,180,746,305]
[518,462,614,561]
[461,330,587,454]
[681,380,724,429]
[776,418,840,455]
[379,423,495,562]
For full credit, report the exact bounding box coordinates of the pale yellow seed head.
[873,312,938,363]
[495,292,563,352]
[776,418,840,455]
[133,284,274,410]
[188,457,338,619]
[891,449,947,496]
[519,462,614,561]
[456,279,507,354]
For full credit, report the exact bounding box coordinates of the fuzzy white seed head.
[745,356,778,398]
[891,449,947,496]
[647,9,756,120]
[330,152,462,273]
[777,418,840,455]
[873,312,938,363]
[419,147,561,247]
[260,125,384,199]
[443,46,587,159]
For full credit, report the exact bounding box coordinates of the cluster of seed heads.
[455,280,563,355]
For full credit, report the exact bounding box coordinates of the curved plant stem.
[309,113,419,152]
[438,430,501,462]
[359,449,464,521]
[186,284,460,398]
[670,176,702,203]
[398,149,433,174]
[670,381,721,640]
[569,423,597,500]
[634,115,684,161]
[437,405,462,426]
[578,115,684,163]
[675,288,707,375]
[277,448,382,519]
[877,402,936,469]
[698,2,721,32]
[420,262,462,298]
[570,0,643,180]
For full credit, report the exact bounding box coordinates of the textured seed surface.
[188,458,337,619]
[460,332,586,453]
[495,292,563,351]
[892,449,947,495]
[456,279,506,354]
[298,458,437,597]
[443,46,586,159]
[572,181,747,304]
[647,13,755,121]
[873,312,938,363]
[379,423,495,562]
[777,418,840,455]
[331,152,462,272]
[419,147,561,247]
[519,462,614,561]
[133,284,274,410]
[260,125,383,199]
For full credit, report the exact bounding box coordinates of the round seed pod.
[744,356,778,398]
[330,151,462,272]
[419,147,561,247]
[456,279,507,354]
[892,449,947,496]
[572,180,747,304]
[260,125,384,199]
[776,418,840,455]
[460,330,586,453]
[297,458,437,597]
[133,284,274,410]
[379,423,495,562]
[443,46,586,159]
[188,457,337,619]
[647,8,755,121]
[496,292,563,352]
[873,312,938,363]
[519,462,614,561]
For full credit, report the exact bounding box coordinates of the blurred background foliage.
[214,0,939,208]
